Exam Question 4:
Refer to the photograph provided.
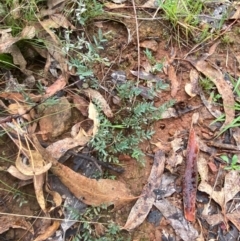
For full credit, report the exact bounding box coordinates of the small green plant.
[144,49,164,73]
[157,0,202,29]
[90,81,174,165]
[68,205,129,241]
[220,154,240,171]
[199,77,215,91]
[74,0,103,26]
[63,29,109,89]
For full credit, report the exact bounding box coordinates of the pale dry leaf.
[15,153,52,176]
[185,69,199,97]
[192,59,235,128]
[226,212,240,231]
[38,19,60,44]
[224,170,240,205]
[123,151,165,230]
[150,141,171,152]
[83,88,113,118]
[198,160,240,213]
[203,214,224,226]
[88,102,100,136]
[5,44,32,75]
[141,0,158,8]
[104,2,126,9]
[72,94,89,116]
[199,88,222,118]
[20,26,36,39]
[198,181,225,208]
[33,135,135,208]
[45,75,67,97]
[7,165,33,180]
[34,221,60,241]
[197,154,209,182]
[50,14,76,30]
[0,216,34,234]
[34,174,47,213]
[168,65,179,97]
[140,40,158,52]
[230,6,240,19]
[46,136,90,160]
[0,31,20,52]
[0,92,41,102]
[51,161,135,209]
[45,184,62,211]
[154,199,199,241]
[208,41,220,56]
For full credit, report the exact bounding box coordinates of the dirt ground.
[1,1,240,241]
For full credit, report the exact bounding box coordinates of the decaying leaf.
[140,40,158,52]
[0,215,34,235]
[32,135,135,208]
[83,88,113,118]
[123,150,165,230]
[15,151,52,176]
[168,65,179,97]
[0,92,41,102]
[51,161,135,209]
[72,94,89,116]
[44,75,67,98]
[34,221,60,241]
[183,126,199,222]
[34,174,47,212]
[88,102,100,136]
[191,59,235,129]
[199,87,222,118]
[154,199,199,241]
[7,165,33,180]
[46,134,90,160]
[198,156,240,214]
[185,69,199,97]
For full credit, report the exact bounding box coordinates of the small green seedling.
[220,154,240,171]
[144,49,163,73]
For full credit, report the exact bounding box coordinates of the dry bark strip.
[183,127,199,222]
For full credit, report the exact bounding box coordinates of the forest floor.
[0,1,240,240]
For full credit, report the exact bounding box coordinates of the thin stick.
[131,0,140,83]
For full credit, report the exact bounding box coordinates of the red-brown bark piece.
[183,127,199,222]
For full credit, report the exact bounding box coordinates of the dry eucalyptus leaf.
[0,216,33,234]
[34,221,60,241]
[154,199,198,241]
[7,165,33,180]
[51,161,135,209]
[185,69,199,97]
[20,26,36,39]
[0,92,41,102]
[123,150,165,230]
[191,59,235,129]
[83,88,113,118]
[50,14,76,30]
[33,136,135,209]
[140,40,158,52]
[34,174,46,213]
[45,184,62,211]
[45,75,67,97]
[72,95,89,116]
[168,65,179,97]
[15,152,52,176]
[46,136,90,160]
[88,102,100,136]
[198,170,240,213]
